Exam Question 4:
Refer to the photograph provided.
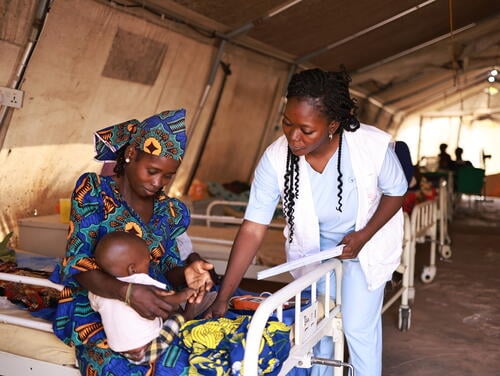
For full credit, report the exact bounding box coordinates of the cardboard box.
[18,215,68,257]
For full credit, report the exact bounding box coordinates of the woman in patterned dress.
[50,109,215,375]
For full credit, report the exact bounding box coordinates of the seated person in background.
[402,175,437,214]
[452,147,473,170]
[438,143,453,170]
[394,140,416,188]
[89,231,215,364]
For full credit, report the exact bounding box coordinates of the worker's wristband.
[125,283,133,305]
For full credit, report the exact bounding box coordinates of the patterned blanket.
[0,261,59,311]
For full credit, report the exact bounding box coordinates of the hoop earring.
[125,157,131,163]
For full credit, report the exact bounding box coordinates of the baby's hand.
[122,345,147,363]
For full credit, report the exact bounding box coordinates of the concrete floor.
[239,196,500,375]
[382,197,500,375]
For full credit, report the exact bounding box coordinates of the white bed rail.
[0,273,80,375]
[192,200,285,229]
[0,272,64,332]
[245,258,350,376]
[408,199,438,299]
[381,212,412,330]
[437,178,452,259]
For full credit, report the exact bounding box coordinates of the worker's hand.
[184,259,215,303]
[338,229,370,260]
[203,294,228,319]
[128,284,183,320]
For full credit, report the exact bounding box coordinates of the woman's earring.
[125,157,131,163]
[328,132,333,142]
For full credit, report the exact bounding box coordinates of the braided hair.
[112,145,146,177]
[283,68,360,242]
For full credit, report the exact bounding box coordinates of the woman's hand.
[128,284,184,320]
[184,259,215,303]
[203,295,228,319]
[338,229,370,260]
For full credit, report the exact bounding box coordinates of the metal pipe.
[417,115,423,162]
[187,40,227,140]
[311,357,355,376]
[225,0,303,39]
[353,23,475,74]
[250,64,297,176]
[295,0,436,64]
[184,61,232,194]
[188,0,304,140]
[0,0,51,149]
[399,75,488,113]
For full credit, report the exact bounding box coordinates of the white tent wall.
[181,45,288,188]
[396,88,500,174]
[0,1,36,83]
[0,0,283,244]
[0,0,288,244]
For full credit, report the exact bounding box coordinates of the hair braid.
[113,146,127,177]
[283,148,299,242]
[336,129,344,212]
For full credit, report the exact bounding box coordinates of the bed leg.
[311,357,355,376]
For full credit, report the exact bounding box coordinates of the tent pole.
[177,0,304,195]
[417,115,424,163]
[0,0,51,150]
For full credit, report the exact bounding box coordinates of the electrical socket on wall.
[0,87,24,109]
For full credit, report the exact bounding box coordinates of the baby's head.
[94,232,150,278]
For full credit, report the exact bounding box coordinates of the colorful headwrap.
[94,109,187,162]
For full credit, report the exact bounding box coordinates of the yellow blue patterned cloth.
[179,313,291,375]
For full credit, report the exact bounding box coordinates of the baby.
[88,231,213,364]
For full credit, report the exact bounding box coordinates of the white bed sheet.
[0,297,76,366]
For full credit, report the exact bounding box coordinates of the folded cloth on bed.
[0,262,59,311]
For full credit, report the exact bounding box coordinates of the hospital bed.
[0,269,80,376]
[190,200,415,331]
[406,177,453,295]
[381,212,413,331]
[188,200,292,283]
[246,254,352,376]
[0,249,350,376]
[437,178,452,260]
[407,198,439,299]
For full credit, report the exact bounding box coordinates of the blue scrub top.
[245,134,407,251]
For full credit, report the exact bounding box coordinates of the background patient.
[89,231,211,364]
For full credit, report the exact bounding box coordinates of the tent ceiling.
[119,0,500,120]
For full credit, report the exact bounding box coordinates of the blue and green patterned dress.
[50,172,191,375]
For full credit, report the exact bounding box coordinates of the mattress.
[0,298,76,366]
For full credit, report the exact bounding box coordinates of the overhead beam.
[383,70,483,106]
[352,23,475,75]
[294,0,436,64]
[400,77,490,115]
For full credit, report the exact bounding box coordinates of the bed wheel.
[440,244,452,259]
[420,265,436,283]
[398,306,411,331]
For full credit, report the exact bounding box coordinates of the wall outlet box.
[0,87,24,108]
